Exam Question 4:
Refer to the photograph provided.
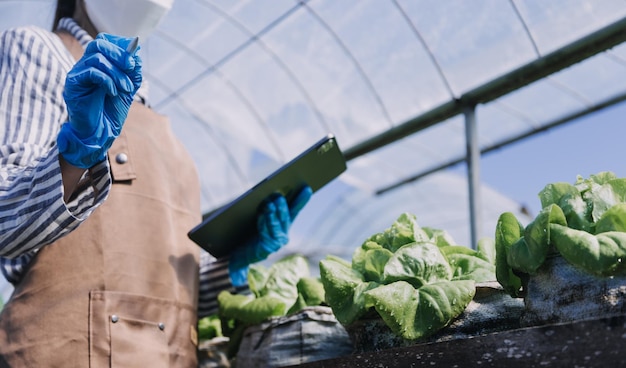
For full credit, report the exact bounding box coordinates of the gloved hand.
[57,33,142,168]
[228,185,313,286]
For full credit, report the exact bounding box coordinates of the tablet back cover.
[188,134,346,258]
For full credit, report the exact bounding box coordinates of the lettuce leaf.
[441,245,496,282]
[363,280,475,340]
[365,213,430,252]
[595,203,626,233]
[382,242,452,288]
[218,292,286,325]
[286,277,326,315]
[422,226,457,248]
[495,212,524,297]
[320,257,373,324]
[352,246,393,283]
[539,182,590,232]
[551,224,626,276]
[254,254,310,309]
[296,277,325,307]
[507,204,567,274]
[197,314,223,340]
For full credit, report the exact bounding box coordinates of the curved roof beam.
[510,0,593,107]
[344,16,626,160]
[149,30,268,131]
[510,0,541,56]
[392,0,455,99]
[154,0,331,148]
[146,29,282,187]
[196,0,331,134]
[302,2,394,127]
[150,28,286,161]
[154,2,302,108]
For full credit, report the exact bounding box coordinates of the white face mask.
[83,0,174,39]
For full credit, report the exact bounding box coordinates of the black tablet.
[188,134,347,258]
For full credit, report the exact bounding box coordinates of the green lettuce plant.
[199,254,326,356]
[495,172,626,297]
[320,213,496,340]
[198,314,223,341]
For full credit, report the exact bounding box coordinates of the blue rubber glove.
[57,33,142,168]
[228,185,313,286]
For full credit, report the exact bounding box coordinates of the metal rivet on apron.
[158,322,165,331]
[115,153,128,164]
[111,315,119,323]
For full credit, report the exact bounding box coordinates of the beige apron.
[0,103,202,367]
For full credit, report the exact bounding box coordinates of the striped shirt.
[0,18,242,317]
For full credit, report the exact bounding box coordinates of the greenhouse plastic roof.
[2,1,626,280]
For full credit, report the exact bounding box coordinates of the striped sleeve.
[0,249,36,284]
[197,250,250,318]
[0,26,112,261]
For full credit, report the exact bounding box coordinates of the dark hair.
[53,0,76,30]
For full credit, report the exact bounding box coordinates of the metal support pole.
[464,105,481,250]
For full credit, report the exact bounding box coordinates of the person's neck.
[54,30,84,61]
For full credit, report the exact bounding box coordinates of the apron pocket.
[110,315,168,368]
[89,290,195,368]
